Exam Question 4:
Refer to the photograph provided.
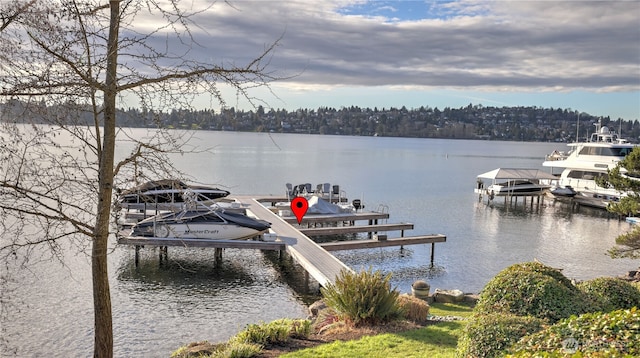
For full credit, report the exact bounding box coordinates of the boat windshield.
[183,212,225,223]
[578,146,633,157]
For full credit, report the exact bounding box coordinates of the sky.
[130,0,640,121]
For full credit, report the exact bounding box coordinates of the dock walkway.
[234,196,352,287]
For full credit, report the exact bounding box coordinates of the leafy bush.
[288,318,313,338]
[577,277,640,312]
[475,261,595,322]
[233,318,311,345]
[212,341,262,358]
[170,340,261,358]
[311,305,341,334]
[397,294,430,323]
[509,261,577,290]
[321,268,402,326]
[510,307,640,357]
[456,312,544,358]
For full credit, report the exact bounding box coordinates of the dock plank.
[319,234,446,251]
[281,211,390,225]
[300,223,414,236]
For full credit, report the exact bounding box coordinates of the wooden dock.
[234,196,352,287]
[117,195,447,287]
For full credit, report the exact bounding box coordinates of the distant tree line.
[2,99,638,142]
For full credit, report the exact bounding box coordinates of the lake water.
[1,130,637,357]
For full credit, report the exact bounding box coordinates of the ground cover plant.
[171,319,312,358]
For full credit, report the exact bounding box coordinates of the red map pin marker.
[291,197,308,224]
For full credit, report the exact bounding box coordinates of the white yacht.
[542,122,636,208]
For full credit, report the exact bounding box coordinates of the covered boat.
[130,209,271,240]
[476,168,556,196]
[118,179,230,209]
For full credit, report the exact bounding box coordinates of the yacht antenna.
[576,112,580,142]
[619,118,622,137]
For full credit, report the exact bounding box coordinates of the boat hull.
[487,181,551,196]
[129,209,271,240]
[150,222,267,240]
[549,186,577,198]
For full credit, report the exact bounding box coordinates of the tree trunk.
[93,1,120,357]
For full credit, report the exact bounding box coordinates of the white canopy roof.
[477,168,558,180]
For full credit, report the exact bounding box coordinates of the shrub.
[475,261,595,322]
[577,277,640,312]
[233,318,311,346]
[311,305,341,334]
[288,318,313,338]
[212,341,262,358]
[397,294,430,323]
[320,268,402,326]
[456,312,545,358]
[510,307,640,357]
[170,340,261,358]
[508,261,577,290]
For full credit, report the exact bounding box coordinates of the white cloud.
[122,1,639,118]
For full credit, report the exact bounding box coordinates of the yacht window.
[578,146,633,157]
[567,170,608,180]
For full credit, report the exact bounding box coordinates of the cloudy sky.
[135,1,640,120]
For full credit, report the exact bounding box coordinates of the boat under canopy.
[476,168,557,196]
[477,168,559,182]
[118,179,230,210]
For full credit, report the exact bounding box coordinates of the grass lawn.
[281,302,474,358]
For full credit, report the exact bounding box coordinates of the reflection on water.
[111,246,310,357]
[334,247,447,283]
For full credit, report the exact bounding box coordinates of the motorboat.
[542,121,636,208]
[129,208,271,240]
[549,185,577,198]
[118,179,230,210]
[476,168,556,197]
[487,180,552,196]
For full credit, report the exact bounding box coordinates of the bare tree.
[0,1,281,357]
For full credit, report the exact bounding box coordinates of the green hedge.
[577,277,640,312]
[456,312,544,358]
[509,307,640,357]
[475,262,595,322]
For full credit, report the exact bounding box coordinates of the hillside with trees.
[2,100,638,142]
